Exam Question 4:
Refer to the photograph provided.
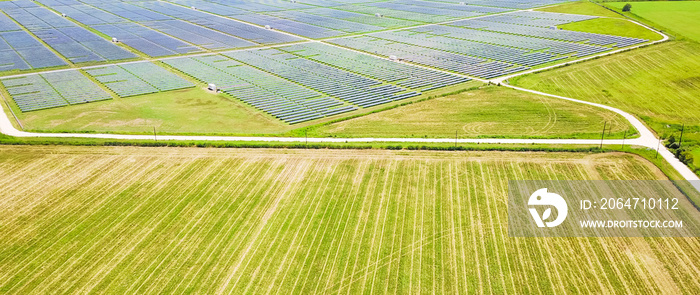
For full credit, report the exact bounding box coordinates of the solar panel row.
[0,70,110,111]
[233,14,345,39]
[280,43,470,91]
[367,2,484,19]
[397,0,510,14]
[452,18,647,48]
[438,0,578,9]
[335,4,454,23]
[142,19,255,50]
[0,30,67,71]
[3,5,137,63]
[85,62,194,97]
[266,10,385,33]
[133,1,302,44]
[163,55,355,124]
[225,49,420,108]
[299,7,421,28]
[49,4,126,25]
[92,23,203,57]
[327,36,527,79]
[411,25,608,57]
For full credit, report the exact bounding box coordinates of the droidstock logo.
[528,188,568,228]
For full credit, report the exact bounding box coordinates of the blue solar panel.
[0,13,23,32]
[0,31,67,71]
[0,70,111,111]
[141,20,255,50]
[0,51,31,71]
[85,62,194,97]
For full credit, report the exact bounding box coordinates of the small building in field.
[208,83,217,92]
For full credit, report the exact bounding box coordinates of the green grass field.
[5,87,291,135]
[559,17,663,41]
[538,1,623,18]
[3,83,635,139]
[1,146,699,294]
[537,1,661,41]
[310,85,633,139]
[608,1,700,42]
[512,40,700,140]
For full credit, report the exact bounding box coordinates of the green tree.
[622,4,632,12]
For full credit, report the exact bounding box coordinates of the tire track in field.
[216,158,313,295]
[3,154,196,293]
[229,158,319,294]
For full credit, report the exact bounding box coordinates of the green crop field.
[608,1,700,42]
[309,86,633,139]
[1,146,699,294]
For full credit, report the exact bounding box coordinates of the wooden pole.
[153,127,157,141]
[679,124,685,149]
[600,121,607,149]
[656,138,661,159]
[621,130,627,150]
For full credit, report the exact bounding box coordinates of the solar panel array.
[279,43,470,91]
[0,14,67,71]
[328,35,527,79]
[224,49,421,108]
[133,1,302,44]
[299,7,421,28]
[452,17,648,48]
[326,8,647,79]
[91,23,203,57]
[437,0,578,9]
[0,70,111,112]
[163,55,356,124]
[0,0,651,123]
[85,62,194,97]
[2,3,137,63]
[411,25,608,57]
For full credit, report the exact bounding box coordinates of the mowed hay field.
[312,86,632,139]
[1,146,700,294]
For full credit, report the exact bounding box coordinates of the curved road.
[0,15,697,183]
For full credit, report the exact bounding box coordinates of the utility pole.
[621,130,627,150]
[153,127,157,141]
[455,130,458,148]
[656,138,661,159]
[679,124,685,149]
[600,121,607,149]
[305,130,307,145]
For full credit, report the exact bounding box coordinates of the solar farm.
[4,1,700,294]
[0,0,650,124]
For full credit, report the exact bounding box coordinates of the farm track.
[1,147,698,294]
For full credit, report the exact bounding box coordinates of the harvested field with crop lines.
[0,146,698,294]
